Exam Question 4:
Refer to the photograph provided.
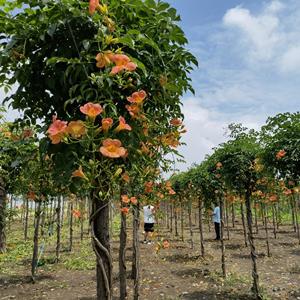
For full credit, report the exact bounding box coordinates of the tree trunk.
[271,205,277,239]
[198,197,204,257]
[56,196,62,262]
[24,197,29,240]
[69,201,73,252]
[290,197,296,232]
[254,201,259,234]
[231,203,235,228]
[31,200,42,281]
[91,193,113,300]
[170,202,173,233]
[293,195,300,245]
[188,201,194,249]
[0,178,7,253]
[245,191,261,299]
[241,202,248,247]
[8,194,13,230]
[180,201,184,242]
[263,204,270,257]
[220,198,226,278]
[174,206,178,237]
[119,209,127,300]
[225,200,230,240]
[131,204,140,300]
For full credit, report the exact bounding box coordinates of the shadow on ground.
[172,267,211,279]
[181,290,256,300]
[0,274,53,287]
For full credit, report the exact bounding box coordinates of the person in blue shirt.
[212,204,220,240]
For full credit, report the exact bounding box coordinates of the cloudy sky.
[165,0,300,171]
[2,0,300,171]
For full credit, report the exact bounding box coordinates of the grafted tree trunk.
[245,190,261,299]
[119,208,127,300]
[91,191,113,300]
[0,178,7,253]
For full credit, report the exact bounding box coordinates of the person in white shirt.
[143,205,155,244]
[212,204,221,240]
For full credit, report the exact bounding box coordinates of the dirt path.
[0,221,300,299]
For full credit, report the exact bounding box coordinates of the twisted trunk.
[91,192,113,300]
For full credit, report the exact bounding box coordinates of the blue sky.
[2,0,300,171]
[163,0,300,171]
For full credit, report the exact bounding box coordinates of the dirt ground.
[0,219,300,300]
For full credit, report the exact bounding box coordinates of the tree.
[0,1,196,298]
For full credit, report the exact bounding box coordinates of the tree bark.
[180,201,184,242]
[0,178,7,253]
[24,197,29,240]
[225,200,230,240]
[245,190,261,299]
[188,201,194,249]
[231,203,235,228]
[174,206,178,237]
[198,196,204,257]
[271,205,277,239]
[131,204,140,300]
[220,198,226,278]
[69,201,73,252]
[31,200,42,282]
[119,209,127,300]
[91,193,113,300]
[241,202,248,247]
[254,201,259,234]
[262,204,270,257]
[56,196,62,262]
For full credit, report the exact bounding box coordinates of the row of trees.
[169,113,300,299]
[0,0,196,299]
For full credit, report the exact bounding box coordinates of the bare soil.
[0,219,300,300]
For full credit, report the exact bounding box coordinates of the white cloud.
[174,97,265,172]
[222,0,300,73]
[223,3,282,61]
[279,45,300,73]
